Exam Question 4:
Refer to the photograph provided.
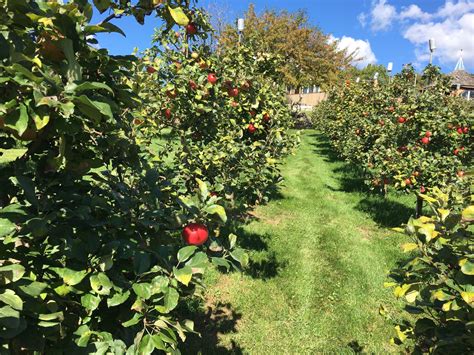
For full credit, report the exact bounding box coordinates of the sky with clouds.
[95,0,474,73]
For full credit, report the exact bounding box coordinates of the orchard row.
[0,1,295,353]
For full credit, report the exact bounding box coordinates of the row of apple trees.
[312,65,472,206]
[0,0,295,353]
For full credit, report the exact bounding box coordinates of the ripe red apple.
[186,23,198,35]
[263,113,270,122]
[210,192,218,197]
[228,87,239,97]
[231,101,238,108]
[457,127,463,134]
[421,137,430,145]
[398,117,406,124]
[166,90,177,99]
[207,73,217,85]
[425,131,432,137]
[463,127,469,133]
[182,223,208,246]
[146,66,156,74]
[189,80,198,90]
[457,171,464,178]
[420,186,426,193]
[164,108,172,119]
[404,178,412,185]
[248,123,256,134]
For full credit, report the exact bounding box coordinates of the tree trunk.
[415,195,423,218]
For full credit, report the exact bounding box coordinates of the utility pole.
[237,18,245,44]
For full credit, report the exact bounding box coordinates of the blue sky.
[94,1,474,73]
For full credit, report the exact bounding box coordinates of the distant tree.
[342,64,390,85]
[218,5,352,90]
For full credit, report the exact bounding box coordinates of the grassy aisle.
[190,130,415,354]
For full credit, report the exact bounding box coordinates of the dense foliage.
[218,4,351,89]
[313,65,472,201]
[0,0,294,353]
[385,187,473,353]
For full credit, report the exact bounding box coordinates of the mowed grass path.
[189,130,415,354]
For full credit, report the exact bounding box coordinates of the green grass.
[186,130,416,354]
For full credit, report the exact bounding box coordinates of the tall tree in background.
[218,5,352,89]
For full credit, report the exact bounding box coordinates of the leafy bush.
[385,187,474,353]
[0,0,293,352]
[312,65,472,199]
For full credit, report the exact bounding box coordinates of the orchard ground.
[185,130,416,353]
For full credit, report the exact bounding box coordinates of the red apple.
[210,192,218,197]
[186,23,198,35]
[463,127,469,134]
[164,108,172,119]
[146,66,156,74]
[228,87,239,97]
[248,123,256,134]
[207,73,217,85]
[457,171,464,178]
[425,131,432,137]
[383,178,390,185]
[263,113,270,122]
[457,127,463,134]
[388,106,395,112]
[398,117,406,124]
[454,148,460,155]
[182,223,208,246]
[166,90,177,99]
[421,137,430,145]
[404,178,412,185]
[231,101,238,108]
[189,80,198,90]
[250,110,256,117]
[420,186,426,193]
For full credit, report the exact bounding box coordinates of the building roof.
[449,70,474,88]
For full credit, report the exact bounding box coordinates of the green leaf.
[81,294,101,312]
[0,290,23,310]
[122,313,142,327]
[18,281,48,297]
[211,257,231,271]
[51,267,88,286]
[74,95,113,121]
[168,6,190,26]
[60,38,82,82]
[16,103,29,136]
[462,206,474,222]
[230,248,249,268]
[107,290,130,307]
[0,305,20,329]
[73,81,114,95]
[90,273,113,295]
[0,218,16,238]
[174,266,192,286]
[155,288,179,314]
[196,178,208,202]
[204,205,227,223]
[177,246,197,263]
[38,311,63,321]
[84,22,126,37]
[459,259,474,275]
[138,334,155,355]
[15,176,37,207]
[0,264,25,285]
[133,252,151,274]
[132,283,153,300]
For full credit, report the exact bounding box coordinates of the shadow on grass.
[182,302,243,355]
[308,131,416,228]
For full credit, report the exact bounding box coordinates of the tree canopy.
[218,5,352,90]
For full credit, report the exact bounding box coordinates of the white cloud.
[370,0,397,31]
[332,35,377,68]
[403,12,474,69]
[399,5,431,21]
[436,0,474,18]
[360,0,474,69]
[358,12,368,28]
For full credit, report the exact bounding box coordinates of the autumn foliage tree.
[218,5,351,89]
